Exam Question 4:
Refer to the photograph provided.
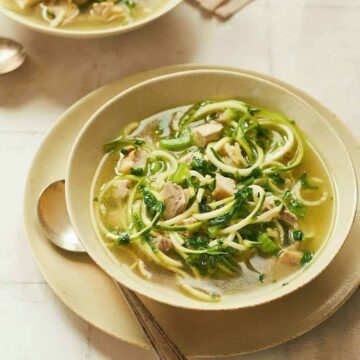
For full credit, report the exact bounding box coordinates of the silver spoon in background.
[0,37,26,74]
[37,180,187,360]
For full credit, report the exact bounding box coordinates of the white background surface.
[1,0,360,359]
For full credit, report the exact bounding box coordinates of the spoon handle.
[116,282,187,360]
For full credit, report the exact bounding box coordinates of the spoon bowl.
[37,180,86,252]
[0,37,25,74]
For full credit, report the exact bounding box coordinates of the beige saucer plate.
[23,65,360,357]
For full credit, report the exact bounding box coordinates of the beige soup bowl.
[66,69,357,310]
[0,0,181,38]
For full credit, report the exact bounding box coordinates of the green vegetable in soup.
[169,163,190,184]
[301,251,313,265]
[159,128,192,151]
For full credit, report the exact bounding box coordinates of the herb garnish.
[301,251,313,265]
[300,172,318,190]
[140,185,164,214]
[292,230,304,241]
[268,172,285,185]
[191,157,216,176]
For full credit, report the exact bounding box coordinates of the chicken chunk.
[91,1,128,21]
[153,236,173,253]
[212,174,236,200]
[219,142,246,167]
[191,123,223,147]
[280,209,298,229]
[160,183,189,219]
[278,249,303,267]
[119,149,148,174]
[40,0,79,27]
[112,179,132,200]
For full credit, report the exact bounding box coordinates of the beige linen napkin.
[194,0,253,18]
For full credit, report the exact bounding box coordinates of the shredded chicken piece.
[153,236,173,252]
[219,142,247,167]
[91,1,128,22]
[119,149,148,174]
[40,0,79,27]
[264,196,298,229]
[280,209,299,228]
[160,183,189,219]
[278,249,302,267]
[212,174,236,200]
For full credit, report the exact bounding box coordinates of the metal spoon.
[37,180,187,360]
[0,37,26,74]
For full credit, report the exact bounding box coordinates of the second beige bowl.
[66,69,357,310]
[0,0,182,38]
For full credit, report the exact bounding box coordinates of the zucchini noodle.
[259,120,295,162]
[149,150,178,180]
[291,178,328,206]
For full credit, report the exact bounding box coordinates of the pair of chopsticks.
[194,0,253,19]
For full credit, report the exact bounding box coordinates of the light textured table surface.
[1,0,359,359]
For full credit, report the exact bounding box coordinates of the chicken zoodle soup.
[6,0,165,28]
[92,100,333,302]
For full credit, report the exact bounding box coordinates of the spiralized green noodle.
[206,140,264,176]
[291,178,328,206]
[93,99,329,302]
